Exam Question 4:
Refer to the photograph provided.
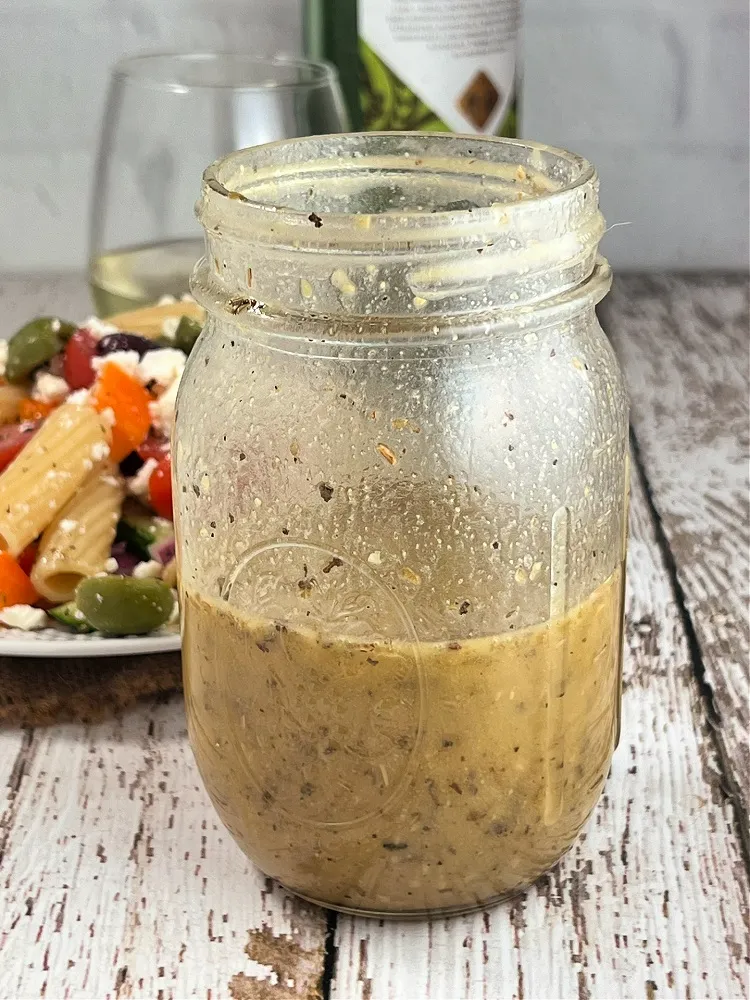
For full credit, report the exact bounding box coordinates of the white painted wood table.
[1,274,748,1000]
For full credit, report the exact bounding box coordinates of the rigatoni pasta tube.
[161,558,178,588]
[107,300,204,339]
[0,403,111,557]
[31,465,124,602]
[0,384,25,424]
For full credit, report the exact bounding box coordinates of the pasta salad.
[0,299,202,636]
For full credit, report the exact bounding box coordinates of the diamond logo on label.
[458,71,501,130]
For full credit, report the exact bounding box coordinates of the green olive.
[75,576,175,636]
[5,316,76,384]
[157,315,202,353]
[47,600,95,633]
[173,315,202,354]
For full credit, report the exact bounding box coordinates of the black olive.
[119,451,144,477]
[97,332,160,357]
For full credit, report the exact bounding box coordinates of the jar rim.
[201,132,597,244]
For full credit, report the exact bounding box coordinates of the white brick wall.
[523,0,749,268]
[0,0,747,271]
[0,0,302,272]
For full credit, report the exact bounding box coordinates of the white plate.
[0,627,181,658]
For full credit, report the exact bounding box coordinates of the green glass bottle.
[304,0,520,137]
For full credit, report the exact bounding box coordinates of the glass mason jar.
[176,133,629,917]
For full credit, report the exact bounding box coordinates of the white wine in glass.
[90,238,203,316]
[89,53,348,315]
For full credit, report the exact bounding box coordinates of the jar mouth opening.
[195,133,606,320]
[201,132,597,247]
[112,52,338,94]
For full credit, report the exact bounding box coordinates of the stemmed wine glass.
[89,53,349,315]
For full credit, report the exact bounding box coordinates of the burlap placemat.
[0,650,182,727]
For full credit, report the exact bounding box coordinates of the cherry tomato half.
[17,541,38,576]
[63,328,98,390]
[137,435,170,464]
[0,421,40,473]
[148,455,173,519]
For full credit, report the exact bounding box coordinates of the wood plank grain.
[0,728,32,868]
[0,700,328,999]
[331,466,749,1000]
[605,274,749,824]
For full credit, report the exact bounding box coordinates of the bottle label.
[358,0,520,135]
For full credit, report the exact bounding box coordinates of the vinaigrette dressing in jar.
[175,133,629,916]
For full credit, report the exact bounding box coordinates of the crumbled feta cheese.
[138,348,185,388]
[132,559,162,579]
[160,316,180,341]
[180,293,195,302]
[149,374,181,436]
[81,316,118,341]
[158,294,177,305]
[50,318,61,333]
[99,406,116,429]
[0,605,48,630]
[104,557,119,573]
[92,350,141,380]
[0,340,8,378]
[66,388,90,406]
[31,372,69,404]
[127,458,158,497]
[58,519,78,532]
[91,441,110,462]
[168,593,180,623]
